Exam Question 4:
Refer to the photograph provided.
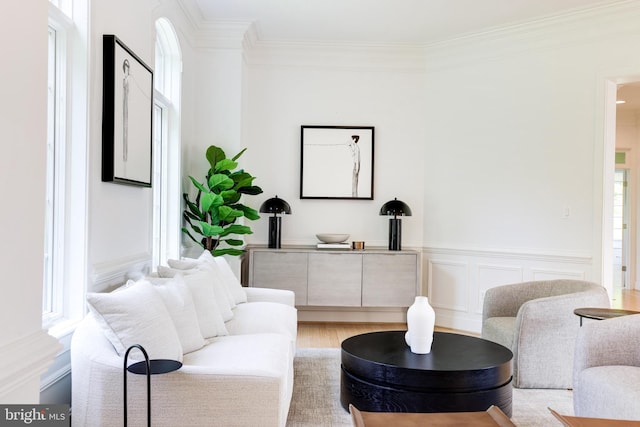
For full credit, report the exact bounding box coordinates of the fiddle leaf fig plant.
[182,145,263,256]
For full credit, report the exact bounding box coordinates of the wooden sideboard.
[243,246,420,308]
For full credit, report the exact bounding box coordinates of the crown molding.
[174,0,204,32]
[192,20,254,50]
[423,0,640,72]
[243,38,427,71]
[174,0,638,69]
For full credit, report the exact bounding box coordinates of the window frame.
[153,18,182,266]
[43,0,88,336]
[43,8,72,328]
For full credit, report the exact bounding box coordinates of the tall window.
[44,9,69,324]
[44,0,88,333]
[153,18,182,266]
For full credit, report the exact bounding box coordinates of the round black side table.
[573,307,640,326]
[124,345,182,427]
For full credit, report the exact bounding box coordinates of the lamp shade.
[379,198,412,217]
[259,196,292,215]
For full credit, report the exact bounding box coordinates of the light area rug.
[286,348,574,427]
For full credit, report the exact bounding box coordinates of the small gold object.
[352,241,365,250]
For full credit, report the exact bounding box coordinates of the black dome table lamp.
[259,196,292,248]
[379,198,412,251]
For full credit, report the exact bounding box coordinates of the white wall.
[423,51,595,254]
[421,3,640,331]
[0,0,61,403]
[184,3,640,331]
[88,0,157,292]
[242,47,427,249]
[186,49,245,183]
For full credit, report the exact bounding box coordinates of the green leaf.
[218,205,243,222]
[200,193,216,212]
[230,171,252,183]
[183,210,202,223]
[206,146,226,170]
[234,175,256,190]
[231,148,247,162]
[219,224,253,237]
[208,174,234,192]
[200,192,219,213]
[188,176,207,193]
[215,158,238,172]
[199,221,224,237]
[189,222,204,235]
[181,228,204,247]
[222,239,244,246]
[213,248,245,257]
[238,185,263,195]
[183,196,203,219]
[241,205,260,221]
[221,189,241,204]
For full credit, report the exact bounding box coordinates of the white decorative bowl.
[316,233,350,244]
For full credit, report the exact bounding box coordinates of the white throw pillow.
[163,268,234,322]
[143,276,206,354]
[196,249,216,264]
[167,259,198,270]
[213,256,248,304]
[86,281,183,361]
[196,251,244,306]
[169,251,240,307]
[164,258,236,309]
[201,268,235,320]
[156,268,229,338]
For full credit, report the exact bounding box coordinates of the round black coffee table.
[340,331,513,416]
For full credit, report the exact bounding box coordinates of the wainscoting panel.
[532,268,585,281]
[476,264,524,315]
[423,247,593,333]
[428,260,469,312]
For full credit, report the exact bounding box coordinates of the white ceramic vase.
[405,296,435,354]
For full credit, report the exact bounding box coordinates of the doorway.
[613,167,629,291]
[611,82,640,293]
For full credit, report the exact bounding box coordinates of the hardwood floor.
[612,288,640,310]
[297,322,476,348]
[297,289,640,348]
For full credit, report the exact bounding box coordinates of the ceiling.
[186,0,624,45]
[183,0,640,112]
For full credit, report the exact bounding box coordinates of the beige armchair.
[573,313,640,420]
[481,279,609,389]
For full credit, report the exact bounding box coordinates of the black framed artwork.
[102,34,153,187]
[300,126,374,199]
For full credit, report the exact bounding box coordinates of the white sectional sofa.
[71,251,297,427]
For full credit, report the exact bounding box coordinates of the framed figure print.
[102,34,153,187]
[300,126,374,199]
